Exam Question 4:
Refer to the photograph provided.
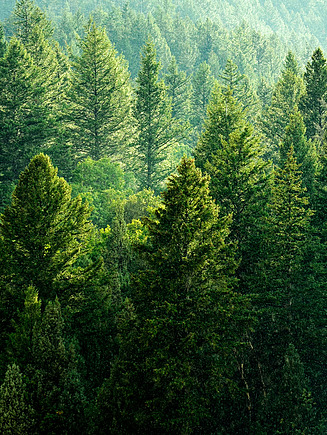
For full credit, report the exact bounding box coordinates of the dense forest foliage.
[0,0,327,433]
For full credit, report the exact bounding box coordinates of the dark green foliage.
[0,153,96,304]
[0,363,35,434]
[300,48,327,142]
[98,158,252,434]
[280,108,318,197]
[67,21,133,161]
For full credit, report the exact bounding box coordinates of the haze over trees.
[1,0,327,433]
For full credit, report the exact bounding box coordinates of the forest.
[0,0,327,433]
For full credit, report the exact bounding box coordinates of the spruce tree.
[194,83,245,171]
[133,39,185,192]
[0,38,53,208]
[0,154,97,304]
[67,21,133,161]
[98,158,252,434]
[300,47,327,142]
[261,51,305,158]
[280,108,318,198]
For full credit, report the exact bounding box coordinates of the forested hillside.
[0,0,327,433]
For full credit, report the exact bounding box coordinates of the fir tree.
[0,38,54,208]
[98,158,252,434]
[133,39,185,192]
[67,21,133,161]
[0,153,97,304]
[300,47,327,142]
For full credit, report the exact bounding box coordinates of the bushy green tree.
[0,153,97,304]
[98,158,252,434]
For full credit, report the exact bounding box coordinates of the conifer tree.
[300,47,327,141]
[0,154,97,304]
[280,108,318,197]
[0,23,6,58]
[67,21,133,161]
[0,363,35,434]
[191,61,215,135]
[195,83,245,170]
[0,37,54,208]
[164,56,192,121]
[133,39,185,191]
[261,51,305,157]
[98,158,252,434]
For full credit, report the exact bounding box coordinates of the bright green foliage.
[261,51,305,157]
[164,56,192,121]
[0,154,96,304]
[0,38,53,208]
[280,108,318,197]
[0,363,35,434]
[13,0,53,45]
[195,83,245,171]
[133,39,185,191]
[219,59,258,118]
[191,61,215,135]
[98,158,252,433]
[67,21,133,161]
[300,48,327,141]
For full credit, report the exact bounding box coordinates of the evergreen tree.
[67,21,133,161]
[191,61,215,136]
[0,38,54,208]
[98,158,252,434]
[300,47,327,142]
[0,154,97,305]
[280,108,318,197]
[219,59,258,118]
[133,39,185,191]
[261,51,305,158]
[195,83,245,171]
[0,363,35,434]
[164,56,192,121]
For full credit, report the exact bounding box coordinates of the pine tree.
[67,21,133,161]
[0,23,6,58]
[219,59,258,118]
[254,147,326,429]
[0,363,35,434]
[0,38,54,209]
[0,154,98,304]
[133,39,185,192]
[194,83,245,171]
[164,56,192,121]
[280,108,318,197]
[261,51,305,158]
[98,158,252,434]
[300,47,327,142]
[191,61,215,136]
